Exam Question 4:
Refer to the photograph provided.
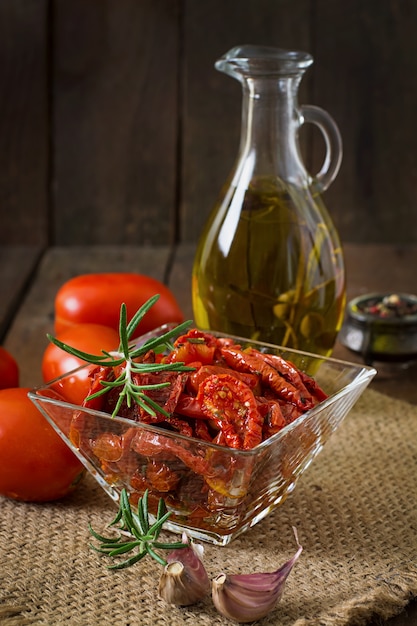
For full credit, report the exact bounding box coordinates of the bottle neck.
[237,75,307,183]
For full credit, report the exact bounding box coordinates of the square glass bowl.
[29,328,376,545]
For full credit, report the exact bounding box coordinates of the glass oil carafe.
[192,45,346,357]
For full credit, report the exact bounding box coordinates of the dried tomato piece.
[257,398,287,438]
[248,348,314,404]
[90,432,123,462]
[169,341,215,365]
[163,415,194,438]
[174,393,206,419]
[178,328,220,346]
[130,428,173,459]
[193,419,213,442]
[131,428,210,476]
[197,373,263,450]
[132,371,188,420]
[298,369,328,403]
[187,364,260,396]
[220,347,313,410]
[82,365,113,411]
[204,450,254,501]
[279,400,304,424]
[166,329,217,365]
[129,475,163,511]
[145,460,181,492]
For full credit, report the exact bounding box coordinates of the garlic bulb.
[158,533,210,606]
[212,527,302,623]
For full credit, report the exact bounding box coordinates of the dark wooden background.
[2,0,417,249]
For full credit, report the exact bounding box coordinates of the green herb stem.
[89,489,187,569]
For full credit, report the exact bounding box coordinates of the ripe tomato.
[0,346,19,389]
[0,388,84,502]
[54,273,184,338]
[42,323,120,405]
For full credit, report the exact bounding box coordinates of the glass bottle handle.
[301,104,343,192]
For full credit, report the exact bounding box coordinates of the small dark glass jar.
[339,293,417,365]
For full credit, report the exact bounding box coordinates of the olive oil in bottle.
[192,175,345,356]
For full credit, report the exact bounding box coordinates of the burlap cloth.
[1,388,416,626]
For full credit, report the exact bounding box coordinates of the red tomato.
[0,346,19,389]
[54,273,184,338]
[42,323,120,405]
[0,388,84,502]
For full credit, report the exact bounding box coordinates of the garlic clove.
[212,527,302,623]
[158,532,210,606]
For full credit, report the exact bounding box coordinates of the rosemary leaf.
[119,304,130,357]
[125,295,160,342]
[145,544,168,567]
[138,491,149,535]
[108,542,142,557]
[107,550,149,570]
[45,335,124,367]
[88,524,121,544]
[129,319,193,359]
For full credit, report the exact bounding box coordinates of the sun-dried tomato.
[90,432,123,462]
[169,341,215,365]
[165,329,217,365]
[131,427,210,476]
[248,348,314,404]
[164,415,194,438]
[82,365,113,411]
[193,419,213,442]
[257,398,287,438]
[220,346,313,410]
[130,429,175,460]
[174,393,206,419]
[187,364,260,396]
[197,373,263,450]
[132,371,188,420]
[298,369,328,403]
[145,460,181,492]
[70,325,330,536]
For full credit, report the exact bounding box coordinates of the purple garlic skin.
[159,532,210,606]
[212,527,303,623]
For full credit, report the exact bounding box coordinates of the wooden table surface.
[1,242,416,625]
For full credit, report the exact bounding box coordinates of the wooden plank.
[181,0,313,242]
[312,0,417,244]
[52,0,180,245]
[3,245,173,387]
[0,246,43,341]
[0,0,48,245]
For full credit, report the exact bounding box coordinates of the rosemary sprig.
[47,294,195,417]
[89,489,187,569]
